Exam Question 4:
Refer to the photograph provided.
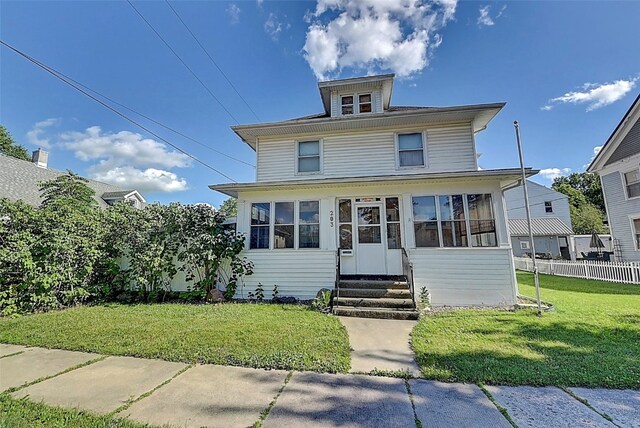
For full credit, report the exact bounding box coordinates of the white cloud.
[538,167,572,181]
[477,6,493,26]
[265,13,289,41]
[91,166,188,193]
[540,105,553,111]
[58,126,190,193]
[303,0,458,80]
[546,78,638,111]
[226,3,241,24]
[26,118,60,148]
[593,145,603,157]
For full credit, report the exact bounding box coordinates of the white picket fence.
[514,257,640,285]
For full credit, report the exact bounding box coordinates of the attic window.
[341,96,354,115]
[359,94,372,113]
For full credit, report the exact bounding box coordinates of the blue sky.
[1,0,639,208]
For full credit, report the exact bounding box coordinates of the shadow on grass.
[414,317,640,389]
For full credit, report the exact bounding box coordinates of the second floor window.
[297,141,320,173]
[624,169,640,198]
[398,133,425,167]
[545,201,553,213]
[341,96,354,115]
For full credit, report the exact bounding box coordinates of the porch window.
[339,199,353,249]
[467,194,497,247]
[633,218,640,250]
[398,133,425,167]
[439,195,468,247]
[385,197,401,249]
[412,196,439,247]
[274,202,294,249]
[358,94,372,113]
[250,203,270,249]
[624,169,640,198]
[299,201,320,248]
[341,95,354,115]
[297,141,320,173]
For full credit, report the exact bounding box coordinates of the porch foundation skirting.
[236,247,517,306]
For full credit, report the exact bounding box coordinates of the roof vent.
[32,149,48,168]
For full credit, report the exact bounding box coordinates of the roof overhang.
[318,74,395,114]
[232,103,506,150]
[588,93,640,172]
[101,190,146,204]
[210,167,538,198]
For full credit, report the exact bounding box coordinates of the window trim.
[630,214,640,251]
[621,167,640,200]
[395,131,427,170]
[295,139,323,176]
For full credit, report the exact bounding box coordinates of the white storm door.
[356,204,386,274]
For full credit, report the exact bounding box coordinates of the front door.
[355,203,386,274]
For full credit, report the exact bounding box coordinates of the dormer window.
[359,94,372,113]
[341,96,354,115]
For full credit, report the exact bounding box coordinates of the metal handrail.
[401,248,416,309]
[334,247,341,312]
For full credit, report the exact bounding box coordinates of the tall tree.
[553,182,606,234]
[38,171,97,208]
[0,125,30,161]
[552,172,605,214]
[218,197,237,217]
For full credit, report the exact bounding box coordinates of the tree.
[218,197,237,217]
[39,171,97,207]
[552,172,605,214]
[553,182,606,234]
[0,125,30,161]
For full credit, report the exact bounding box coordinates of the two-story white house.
[210,74,537,317]
[504,180,573,259]
[588,94,640,262]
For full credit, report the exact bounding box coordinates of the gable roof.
[0,154,145,208]
[509,217,573,236]
[588,93,640,172]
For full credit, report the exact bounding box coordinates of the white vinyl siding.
[601,171,640,261]
[256,124,476,182]
[504,181,572,229]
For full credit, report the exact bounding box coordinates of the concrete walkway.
[1,343,639,428]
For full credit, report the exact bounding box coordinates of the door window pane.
[386,198,400,222]
[299,201,319,248]
[358,226,382,244]
[339,199,353,249]
[387,223,401,249]
[339,199,352,223]
[357,207,381,225]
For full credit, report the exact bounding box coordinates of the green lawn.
[0,303,350,373]
[0,394,154,428]
[412,272,640,388]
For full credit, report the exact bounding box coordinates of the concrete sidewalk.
[1,343,638,428]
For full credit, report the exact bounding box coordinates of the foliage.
[0,125,30,161]
[552,172,605,214]
[272,284,279,301]
[411,272,640,388]
[218,197,237,217]
[248,283,265,302]
[0,394,152,428]
[39,171,97,208]
[0,304,352,372]
[310,289,332,312]
[418,286,430,307]
[553,182,605,234]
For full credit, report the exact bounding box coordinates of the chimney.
[32,149,48,168]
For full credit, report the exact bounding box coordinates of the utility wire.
[164,0,260,122]
[0,40,237,182]
[506,195,573,212]
[127,0,240,124]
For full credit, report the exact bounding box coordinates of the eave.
[210,167,538,198]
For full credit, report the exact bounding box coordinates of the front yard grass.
[0,303,350,373]
[412,272,640,388]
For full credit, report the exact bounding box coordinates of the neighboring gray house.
[0,150,145,208]
[505,180,573,259]
[588,94,640,262]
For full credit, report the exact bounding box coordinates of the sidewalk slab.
[13,356,186,413]
[569,388,640,428]
[410,380,511,428]
[486,385,614,428]
[0,347,98,391]
[264,372,414,427]
[0,343,27,357]
[339,317,420,375]
[119,364,288,428]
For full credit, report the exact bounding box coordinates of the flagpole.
[514,121,542,316]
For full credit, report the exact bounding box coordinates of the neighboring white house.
[210,74,537,314]
[588,94,640,262]
[504,180,573,259]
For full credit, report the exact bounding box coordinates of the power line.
[0,39,237,182]
[507,195,571,212]
[126,0,240,124]
[164,0,260,122]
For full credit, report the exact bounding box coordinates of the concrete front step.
[337,288,412,299]
[338,280,409,290]
[334,306,420,320]
[334,297,415,309]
